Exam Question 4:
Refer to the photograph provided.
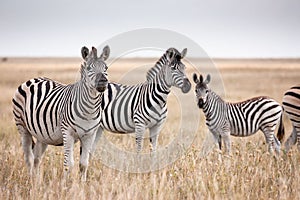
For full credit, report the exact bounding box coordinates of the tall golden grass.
[0,58,299,199]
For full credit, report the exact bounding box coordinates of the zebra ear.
[181,48,187,59]
[199,74,204,83]
[81,46,89,60]
[91,47,98,58]
[99,45,110,61]
[204,74,211,84]
[166,48,175,63]
[193,73,199,83]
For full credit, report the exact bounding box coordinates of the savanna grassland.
[0,57,299,199]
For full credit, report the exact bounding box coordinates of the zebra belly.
[229,121,260,137]
[101,112,136,134]
[229,130,258,137]
[29,125,63,145]
[101,113,166,134]
[102,125,135,134]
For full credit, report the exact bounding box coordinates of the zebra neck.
[150,68,171,94]
[78,78,101,99]
[143,72,170,108]
[203,91,225,118]
[146,54,167,82]
[74,80,102,115]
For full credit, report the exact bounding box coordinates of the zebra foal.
[193,73,282,155]
[12,46,110,181]
[277,85,300,152]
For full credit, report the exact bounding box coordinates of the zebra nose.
[198,98,204,108]
[96,74,108,92]
[97,73,108,82]
[181,78,191,93]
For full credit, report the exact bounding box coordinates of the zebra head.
[193,73,211,108]
[164,48,191,93]
[81,46,110,92]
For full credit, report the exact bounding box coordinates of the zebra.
[193,73,282,155]
[277,85,300,152]
[12,46,110,181]
[92,47,191,153]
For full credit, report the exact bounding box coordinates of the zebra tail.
[277,113,285,143]
[31,137,35,149]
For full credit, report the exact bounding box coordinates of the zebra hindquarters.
[258,100,282,155]
[277,113,285,143]
[282,86,300,152]
[13,93,35,176]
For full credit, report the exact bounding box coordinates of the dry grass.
[0,57,300,199]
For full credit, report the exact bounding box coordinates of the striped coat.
[12,46,110,181]
[193,73,282,155]
[92,47,191,153]
[277,85,300,152]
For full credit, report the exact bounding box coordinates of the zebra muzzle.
[181,78,191,93]
[198,99,204,108]
[96,84,107,92]
[96,74,108,92]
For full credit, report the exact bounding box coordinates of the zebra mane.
[146,54,168,82]
[210,90,223,101]
[146,48,181,82]
[80,63,86,80]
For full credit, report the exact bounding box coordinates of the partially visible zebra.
[92,47,191,153]
[277,85,300,152]
[193,73,282,155]
[12,46,110,181]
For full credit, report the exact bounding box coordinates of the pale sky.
[0,0,299,58]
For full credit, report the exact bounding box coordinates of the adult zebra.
[277,85,300,152]
[92,47,191,153]
[193,73,282,155]
[12,46,110,181]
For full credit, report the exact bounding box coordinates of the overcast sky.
[0,0,299,58]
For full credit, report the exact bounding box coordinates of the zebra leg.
[218,135,222,150]
[63,130,75,179]
[135,124,146,153]
[79,132,96,182]
[296,127,300,152]
[222,133,231,154]
[274,136,281,155]
[20,129,34,176]
[262,127,276,154]
[33,141,48,175]
[90,127,103,156]
[212,133,222,150]
[149,124,163,152]
[284,126,297,152]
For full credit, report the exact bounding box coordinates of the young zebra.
[12,46,110,181]
[193,73,282,155]
[277,85,300,152]
[92,47,191,153]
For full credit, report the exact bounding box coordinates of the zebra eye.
[205,90,208,94]
[87,66,91,71]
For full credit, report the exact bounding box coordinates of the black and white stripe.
[193,74,282,155]
[277,85,300,152]
[93,47,191,152]
[12,46,110,181]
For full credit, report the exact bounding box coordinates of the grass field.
[0,57,299,199]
